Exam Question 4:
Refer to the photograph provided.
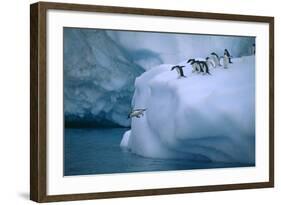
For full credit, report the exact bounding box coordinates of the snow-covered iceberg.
[121,56,255,164]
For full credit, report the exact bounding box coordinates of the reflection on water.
[64,128,252,176]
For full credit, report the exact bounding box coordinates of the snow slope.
[121,56,255,163]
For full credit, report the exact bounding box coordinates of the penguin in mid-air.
[210,52,222,66]
[187,59,203,73]
[224,49,233,63]
[198,61,211,75]
[128,109,146,119]
[171,65,186,78]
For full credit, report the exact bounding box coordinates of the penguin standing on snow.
[171,65,186,78]
[224,49,233,63]
[187,59,203,73]
[198,61,211,75]
[210,52,222,66]
[206,57,216,68]
[223,53,229,69]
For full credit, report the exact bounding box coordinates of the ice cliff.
[121,56,255,164]
[64,28,144,127]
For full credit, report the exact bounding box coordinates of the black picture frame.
[30,1,274,202]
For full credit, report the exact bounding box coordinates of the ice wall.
[121,56,255,164]
[64,28,144,127]
[107,31,255,70]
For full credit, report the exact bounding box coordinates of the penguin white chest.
[191,64,196,72]
[223,55,229,68]
[191,64,198,72]
[207,59,215,68]
[210,55,219,66]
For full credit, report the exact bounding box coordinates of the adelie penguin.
[198,61,211,75]
[171,65,186,78]
[205,57,216,68]
[223,53,229,69]
[128,109,146,119]
[210,52,222,66]
[187,59,203,73]
[224,49,233,64]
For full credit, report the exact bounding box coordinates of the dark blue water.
[64,128,252,176]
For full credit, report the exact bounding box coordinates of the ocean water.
[64,128,253,176]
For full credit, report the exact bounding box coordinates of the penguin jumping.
[171,65,186,78]
[128,109,146,119]
[224,49,233,64]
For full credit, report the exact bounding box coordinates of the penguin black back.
[171,65,185,70]
[171,65,186,77]
[179,68,186,77]
[211,52,219,59]
[187,59,195,64]
[171,65,177,70]
[224,49,230,57]
[198,62,204,73]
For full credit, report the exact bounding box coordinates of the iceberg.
[121,56,255,164]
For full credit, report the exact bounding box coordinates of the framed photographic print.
[30,1,274,202]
